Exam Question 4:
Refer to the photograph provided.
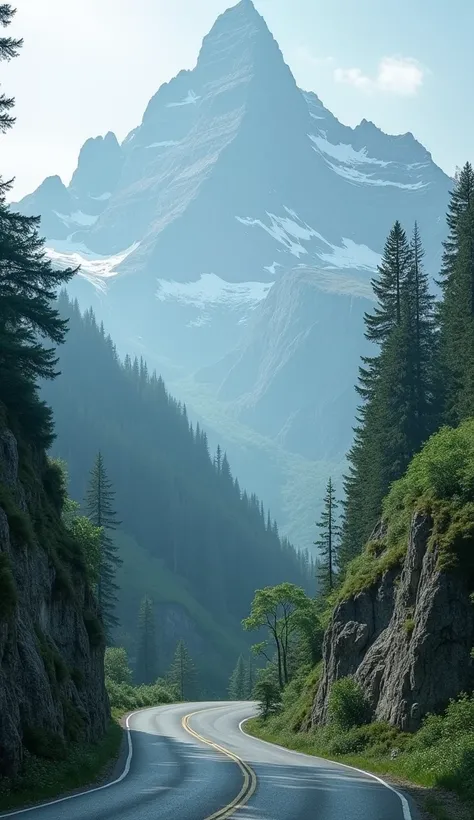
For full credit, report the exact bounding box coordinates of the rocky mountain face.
[312,513,474,731]
[0,418,108,778]
[15,0,453,544]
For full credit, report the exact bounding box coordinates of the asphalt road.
[2,701,415,820]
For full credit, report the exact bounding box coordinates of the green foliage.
[247,685,474,808]
[135,596,158,684]
[105,678,175,711]
[85,452,122,637]
[243,583,313,689]
[0,482,34,546]
[328,677,371,730]
[314,477,341,595]
[43,459,67,513]
[438,163,474,425]
[167,639,198,700]
[341,221,437,566]
[337,419,474,601]
[228,655,247,700]
[0,552,16,620]
[63,504,102,586]
[104,647,132,685]
[253,667,282,720]
[0,38,76,449]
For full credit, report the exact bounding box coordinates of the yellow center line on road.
[181,709,257,820]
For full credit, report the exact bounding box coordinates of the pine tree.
[340,221,435,566]
[228,655,247,699]
[135,596,158,684]
[167,639,197,700]
[438,162,474,423]
[0,5,22,135]
[86,452,122,636]
[314,478,340,594]
[0,6,76,446]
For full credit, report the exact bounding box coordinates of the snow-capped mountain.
[16,0,452,546]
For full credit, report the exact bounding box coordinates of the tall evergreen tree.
[341,221,435,566]
[228,655,247,699]
[314,478,340,594]
[0,5,22,136]
[0,6,76,446]
[86,452,122,636]
[135,595,158,684]
[167,639,198,700]
[438,162,474,423]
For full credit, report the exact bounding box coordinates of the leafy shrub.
[253,667,282,720]
[0,553,17,620]
[105,678,175,711]
[104,647,132,685]
[43,459,67,513]
[328,677,371,730]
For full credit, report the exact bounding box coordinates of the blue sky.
[2,0,472,198]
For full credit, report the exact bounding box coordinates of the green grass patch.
[337,420,474,602]
[0,719,123,813]
[0,481,35,546]
[246,692,474,808]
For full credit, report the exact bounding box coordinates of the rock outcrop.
[0,420,109,778]
[312,512,474,731]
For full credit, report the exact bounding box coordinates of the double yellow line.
[182,709,257,819]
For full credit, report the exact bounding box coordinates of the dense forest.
[41,293,312,688]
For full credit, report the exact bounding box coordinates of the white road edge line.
[238,717,413,820]
[0,708,141,818]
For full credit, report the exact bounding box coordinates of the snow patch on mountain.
[167,90,200,107]
[147,140,180,148]
[156,273,272,310]
[236,208,380,271]
[236,208,328,259]
[309,135,389,168]
[309,134,431,190]
[46,239,140,290]
[319,238,381,271]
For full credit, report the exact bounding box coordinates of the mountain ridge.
[14,1,453,551]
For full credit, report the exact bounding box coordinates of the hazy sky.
[2,0,473,199]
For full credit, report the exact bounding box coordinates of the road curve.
[1,701,415,820]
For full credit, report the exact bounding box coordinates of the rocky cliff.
[312,512,474,732]
[0,414,109,778]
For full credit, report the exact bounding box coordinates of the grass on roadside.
[0,719,123,813]
[245,685,474,817]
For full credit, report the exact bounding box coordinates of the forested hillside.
[42,293,311,691]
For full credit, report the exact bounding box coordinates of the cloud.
[334,57,425,96]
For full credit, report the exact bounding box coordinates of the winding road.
[2,702,414,820]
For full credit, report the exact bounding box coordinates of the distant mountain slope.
[17,0,452,554]
[42,294,310,692]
